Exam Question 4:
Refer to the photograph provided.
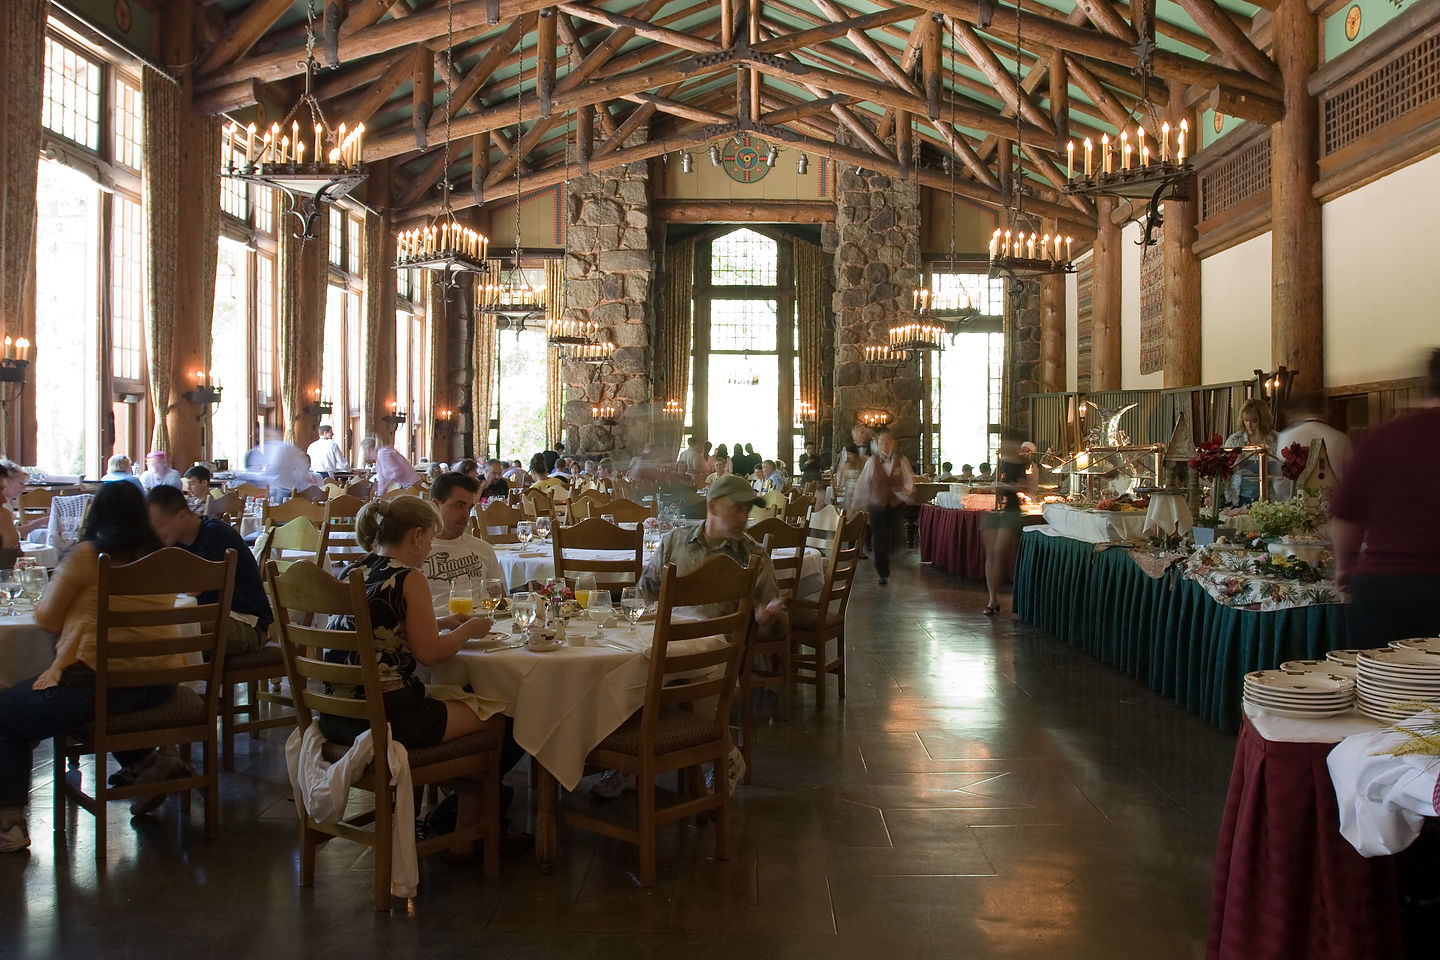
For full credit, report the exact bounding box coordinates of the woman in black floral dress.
[319,496,494,749]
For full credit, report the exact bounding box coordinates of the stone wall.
[824,157,924,463]
[1005,279,1041,436]
[561,146,654,459]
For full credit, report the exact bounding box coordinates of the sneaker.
[0,821,29,854]
[129,753,192,816]
[703,747,747,794]
[590,770,636,800]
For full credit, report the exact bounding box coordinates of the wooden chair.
[470,500,523,544]
[268,560,505,910]
[748,502,780,524]
[232,482,270,501]
[560,554,756,886]
[344,478,374,499]
[264,497,327,527]
[254,517,324,573]
[53,548,237,865]
[782,495,814,525]
[791,512,867,711]
[520,488,554,521]
[566,491,611,522]
[322,495,368,569]
[805,503,844,556]
[217,629,292,773]
[294,485,329,505]
[601,497,656,524]
[18,488,56,524]
[551,517,644,595]
[206,490,245,524]
[322,482,347,501]
[737,520,806,778]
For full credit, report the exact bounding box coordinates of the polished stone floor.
[0,550,1237,959]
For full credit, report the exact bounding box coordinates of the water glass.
[478,578,504,614]
[534,516,552,540]
[16,564,47,603]
[516,520,534,544]
[511,593,537,636]
[588,589,613,627]
[0,571,22,616]
[620,586,645,630]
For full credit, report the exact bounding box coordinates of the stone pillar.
[563,143,653,459]
[1006,280,1041,435]
[826,160,923,464]
[1270,0,1323,392]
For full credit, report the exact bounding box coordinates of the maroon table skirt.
[1207,719,1414,960]
[918,504,1042,580]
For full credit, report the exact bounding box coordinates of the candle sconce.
[182,369,222,407]
[661,399,684,420]
[858,410,890,429]
[0,357,30,404]
[592,404,619,427]
[434,409,455,437]
[382,409,409,428]
[302,386,332,418]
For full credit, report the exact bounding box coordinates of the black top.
[479,477,509,500]
[180,516,273,629]
[995,458,1026,512]
[325,554,415,694]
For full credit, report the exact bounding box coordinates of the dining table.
[420,617,726,869]
[490,541,825,594]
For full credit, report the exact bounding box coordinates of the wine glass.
[574,573,597,611]
[516,520,534,544]
[587,589,612,629]
[620,586,645,633]
[447,576,474,617]
[534,516,552,541]
[478,578,504,615]
[511,593,537,638]
[17,564,47,604]
[0,571,22,616]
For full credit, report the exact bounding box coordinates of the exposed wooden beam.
[749,6,923,56]
[810,0,914,93]
[199,0,557,90]
[653,199,836,223]
[1208,84,1283,126]
[922,13,942,120]
[412,44,434,150]
[471,131,491,205]
[877,16,928,139]
[537,8,557,118]
[322,0,344,67]
[557,2,720,54]
[397,149,451,207]
[1049,50,1068,153]
[1073,0,1135,41]
[196,0,291,74]
[1175,0,1281,85]
[347,51,418,131]
[1064,55,1136,133]
[194,79,264,117]
[953,21,1054,135]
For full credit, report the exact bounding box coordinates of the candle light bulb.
[1083,137,1093,177]
[1066,140,1075,179]
[1178,119,1188,163]
[1161,121,1170,162]
[1101,133,1111,174]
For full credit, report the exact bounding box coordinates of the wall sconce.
[797,153,808,175]
[858,409,890,428]
[302,385,332,417]
[382,401,408,428]
[182,368,223,406]
[708,144,722,166]
[796,399,817,425]
[765,144,778,166]
[592,403,618,426]
[0,338,31,404]
[434,408,455,435]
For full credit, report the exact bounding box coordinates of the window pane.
[111,194,146,381]
[35,159,102,475]
[220,136,249,219]
[412,312,428,457]
[394,311,410,459]
[256,253,276,398]
[347,290,362,414]
[328,208,343,266]
[42,37,102,151]
[397,268,411,301]
[711,299,777,352]
[495,331,547,462]
[254,186,274,234]
[113,75,143,169]
[710,228,777,286]
[708,354,778,463]
[323,285,345,416]
[349,214,363,274]
[212,238,252,465]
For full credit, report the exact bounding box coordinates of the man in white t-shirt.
[423,472,503,613]
[306,424,349,479]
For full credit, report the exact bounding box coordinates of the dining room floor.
[0,547,1237,960]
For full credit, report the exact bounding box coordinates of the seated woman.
[0,482,187,852]
[1224,398,1282,505]
[0,460,46,555]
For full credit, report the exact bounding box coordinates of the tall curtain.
[795,237,824,419]
[362,211,384,441]
[0,0,45,348]
[472,282,495,460]
[546,345,563,450]
[656,237,695,409]
[142,67,179,453]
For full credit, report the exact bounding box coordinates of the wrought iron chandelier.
[222,0,366,240]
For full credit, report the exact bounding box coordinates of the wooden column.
[289,231,328,447]
[1161,196,1201,386]
[1039,218,1067,392]
[1091,196,1122,390]
[1270,0,1323,392]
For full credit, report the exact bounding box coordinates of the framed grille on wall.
[1199,134,1270,222]
[1075,258,1094,392]
[1322,30,1440,157]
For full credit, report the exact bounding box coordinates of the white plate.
[1245,670,1353,694]
[1391,638,1440,655]
[1357,649,1440,672]
[1243,683,1353,704]
[1327,649,1364,666]
[1243,698,1357,719]
[524,640,565,653]
[1280,660,1358,679]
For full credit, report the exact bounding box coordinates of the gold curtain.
[472,280,495,459]
[142,67,178,453]
[428,277,443,458]
[546,345,563,449]
[795,237,824,417]
[656,237,695,410]
[279,210,328,444]
[0,0,45,347]
[362,211,384,441]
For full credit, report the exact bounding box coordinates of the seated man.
[937,461,959,482]
[589,476,787,799]
[478,460,509,501]
[423,472,502,597]
[183,465,213,503]
[959,464,976,482]
[146,485,273,656]
[101,455,145,492]
[139,451,183,491]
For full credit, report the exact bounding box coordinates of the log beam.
[953,21,1054,135]
[1161,194,1201,387]
[537,8,558,118]
[471,131,490,205]
[557,2,720,54]
[196,0,291,74]
[412,45,434,150]
[653,200,836,223]
[1269,0,1322,392]
[1091,196,1123,391]
[1175,0,1281,85]
[1207,85,1284,125]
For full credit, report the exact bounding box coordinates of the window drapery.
[795,237,825,421]
[279,207,328,445]
[472,267,497,461]
[546,344,563,452]
[0,0,45,352]
[362,211,385,442]
[655,236,695,411]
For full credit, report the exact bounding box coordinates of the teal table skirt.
[1013,530,1346,732]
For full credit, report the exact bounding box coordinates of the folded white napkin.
[1327,717,1440,857]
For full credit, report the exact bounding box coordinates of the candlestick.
[1084,137,1093,177]
[1161,121,1170,162]
[1041,233,1051,261]
[1178,119,1188,163]
[1140,144,1149,167]
[1101,134,1111,174]
[314,123,322,163]
[296,141,304,165]
[1067,140,1074,179]
[1026,235,1036,259]
[1120,130,1129,170]
[1123,143,1132,170]
[246,123,256,165]
[989,229,1000,257]
[1065,236,1072,260]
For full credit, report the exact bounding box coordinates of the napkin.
[1142,492,1192,538]
[1327,718,1440,857]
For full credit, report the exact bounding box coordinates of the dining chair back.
[268,560,504,909]
[53,547,237,865]
[470,500,523,544]
[45,493,95,554]
[782,495,814,525]
[344,478,374,500]
[561,554,756,886]
[601,497,656,524]
[264,497,326,527]
[805,503,844,556]
[551,517,644,593]
[206,490,245,524]
[294,485,329,505]
[792,511,867,711]
[321,495,368,569]
[322,482,347,501]
[520,488,554,520]
[18,488,55,523]
[232,482,270,501]
[254,517,325,573]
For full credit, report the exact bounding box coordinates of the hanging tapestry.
[1075,257,1094,392]
[1139,226,1165,375]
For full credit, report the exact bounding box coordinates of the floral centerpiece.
[642,517,675,534]
[1280,442,1309,481]
[536,579,574,603]
[1189,433,1238,526]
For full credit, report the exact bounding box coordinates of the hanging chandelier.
[393,0,489,284]
[223,0,366,240]
[662,399,685,419]
[567,340,616,365]
[987,8,1074,283]
[863,344,915,366]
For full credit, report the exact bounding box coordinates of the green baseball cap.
[706,474,764,507]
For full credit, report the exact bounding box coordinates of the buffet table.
[1012,528,1347,730]
[1207,707,1440,960]
[1040,502,1149,543]
[918,503,1043,580]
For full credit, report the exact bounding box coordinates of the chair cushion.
[791,606,820,629]
[224,644,285,673]
[319,722,503,769]
[89,686,207,736]
[595,711,724,757]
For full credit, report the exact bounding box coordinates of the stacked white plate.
[1354,644,1440,722]
[1243,669,1356,718]
[1282,658,1358,680]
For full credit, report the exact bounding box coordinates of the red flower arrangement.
[1190,434,1238,479]
[1280,442,1309,481]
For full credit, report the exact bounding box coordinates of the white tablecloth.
[421,624,723,790]
[0,608,57,689]
[21,542,58,569]
[1040,502,1149,543]
[491,543,823,592]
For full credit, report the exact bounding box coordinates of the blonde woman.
[1224,398,1281,505]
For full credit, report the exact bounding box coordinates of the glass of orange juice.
[574,573,597,610]
[448,575,474,616]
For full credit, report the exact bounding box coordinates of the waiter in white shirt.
[306,424,350,479]
[1276,392,1351,499]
